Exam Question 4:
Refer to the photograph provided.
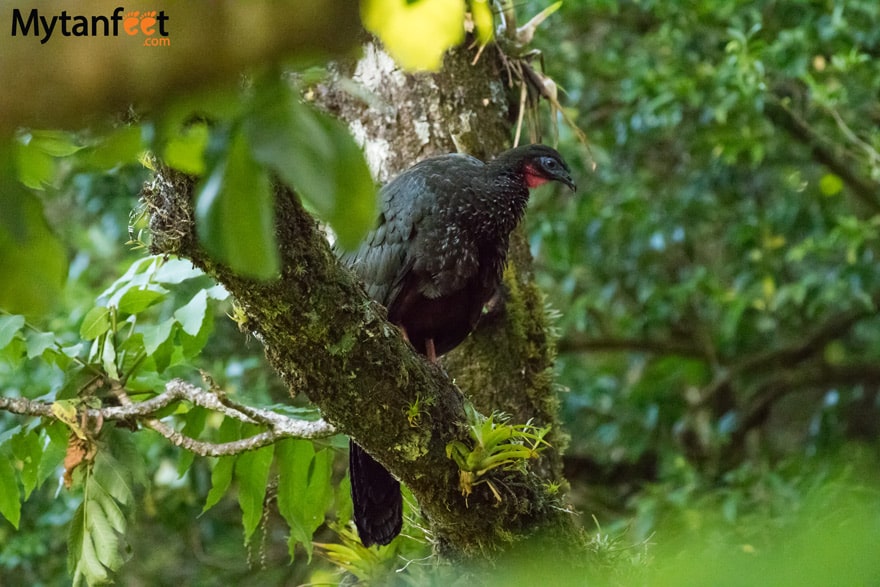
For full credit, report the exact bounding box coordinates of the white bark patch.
[354,42,406,92]
[414,119,431,146]
[350,119,391,182]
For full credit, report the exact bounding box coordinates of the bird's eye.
[540,157,559,170]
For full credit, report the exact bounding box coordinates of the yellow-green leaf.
[471,0,494,45]
[0,457,21,528]
[163,122,209,175]
[0,175,67,315]
[51,400,87,440]
[80,307,111,340]
[361,0,466,71]
[819,173,843,197]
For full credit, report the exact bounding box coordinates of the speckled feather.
[339,145,571,356]
[336,144,574,547]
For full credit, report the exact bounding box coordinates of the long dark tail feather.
[349,440,403,546]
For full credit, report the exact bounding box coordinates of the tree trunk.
[317,39,570,491]
[145,39,581,560]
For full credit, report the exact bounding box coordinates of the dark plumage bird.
[337,144,576,546]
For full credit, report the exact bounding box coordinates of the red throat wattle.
[524,164,550,188]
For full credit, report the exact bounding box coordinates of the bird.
[337,143,576,546]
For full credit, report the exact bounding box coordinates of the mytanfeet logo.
[10,6,170,46]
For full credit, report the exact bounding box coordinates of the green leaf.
[117,285,167,314]
[178,297,214,359]
[106,427,148,490]
[194,129,279,279]
[68,501,87,581]
[15,141,54,189]
[0,336,26,367]
[0,171,67,315]
[85,492,123,570]
[147,323,177,373]
[14,130,83,189]
[203,418,242,513]
[0,424,22,446]
[80,307,111,340]
[69,497,112,586]
[163,122,209,175]
[203,456,235,513]
[0,314,25,348]
[153,86,242,153]
[173,290,208,336]
[142,317,176,356]
[101,335,119,381]
[244,78,376,250]
[94,450,134,507]
[276,439,333,560]
[0,456,21,528]
[97,256,160,306]
[22,129,85,157]
[234,441,274,542]
[177,407,208,476]
[39,422,69,488]
[77,125,144,170]
[24,330,54,359]
[44,341,82,369]
[90,479,127,534]
[152,257,204,284]
[10,428,42,500]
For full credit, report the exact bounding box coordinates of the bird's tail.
[349,440,403,546]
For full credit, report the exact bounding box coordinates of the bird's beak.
[560,173,576,192]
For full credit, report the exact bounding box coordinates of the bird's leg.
[398,325,437,364]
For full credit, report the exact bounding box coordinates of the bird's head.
[500,144,577,192]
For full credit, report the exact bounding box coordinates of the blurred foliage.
[0,72,378,586]
[2,0,880,585]
[525,0,880,551]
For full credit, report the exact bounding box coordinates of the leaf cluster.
[446,403,551,499]
[523,0,880,517]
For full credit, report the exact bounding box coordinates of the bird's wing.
[338,217,408,306]
[337,168,429,306]
[339,153,484,307]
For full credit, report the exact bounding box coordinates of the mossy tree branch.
[143,162,579,557]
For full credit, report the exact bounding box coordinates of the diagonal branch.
[699,292,880,405]
[735,296,877,373]
[142,165,579,556]
[731,360,880,446]
[765,96,880,214]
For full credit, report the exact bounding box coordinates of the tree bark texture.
[316,41,570,489]
[145,40,580,559]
